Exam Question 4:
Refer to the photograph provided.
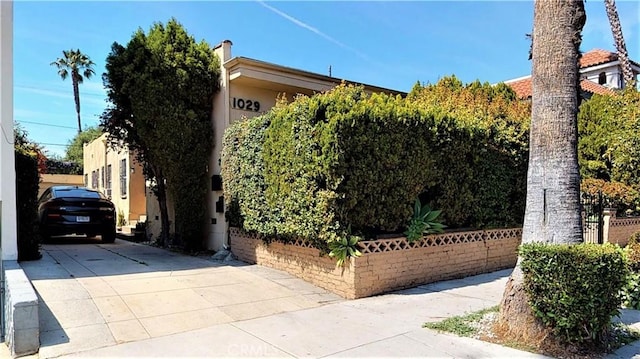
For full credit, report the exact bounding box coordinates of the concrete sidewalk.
[9,238,640,358]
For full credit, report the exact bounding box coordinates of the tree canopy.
[101,18,221,250]
[578,89,640,189]
[65,126,103,165]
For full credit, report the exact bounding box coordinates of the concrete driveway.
[18,238,342,358]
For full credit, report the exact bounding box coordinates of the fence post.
[597,191,604,244]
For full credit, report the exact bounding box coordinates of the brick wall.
[608,217,640,246]
[230,227,520,299]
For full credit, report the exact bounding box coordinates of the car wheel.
[102,229,116,243]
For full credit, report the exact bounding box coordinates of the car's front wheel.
[102,228,116,243]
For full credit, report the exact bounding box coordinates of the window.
[106,164,112,198]
[91,170,98,189]
[598,72,606,85]
[101,166,105,188]
[84,174,88,187]
[119,158,127,198]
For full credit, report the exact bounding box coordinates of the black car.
[38,186,116,243]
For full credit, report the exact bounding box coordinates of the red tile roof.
[580,49,618,67]
[579,79,616,96]
[505,77,615,99]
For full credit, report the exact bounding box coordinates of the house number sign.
[232,97,261,112]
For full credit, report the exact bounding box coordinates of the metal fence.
[581,191,604,244]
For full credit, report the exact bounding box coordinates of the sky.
[13,0,640,158]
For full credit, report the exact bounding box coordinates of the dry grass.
[426,307,640,359]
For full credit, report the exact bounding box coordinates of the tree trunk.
[498,0,585,344]
[72,70,82,133]
[604,0,636,89]
[152,165,170,247]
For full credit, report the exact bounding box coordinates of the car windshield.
[54,189,102,199]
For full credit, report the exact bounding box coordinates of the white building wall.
[1,0,17,260]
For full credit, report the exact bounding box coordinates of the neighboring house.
[38,174,83,198]
[83,133,146,231]
[504,48,640,100]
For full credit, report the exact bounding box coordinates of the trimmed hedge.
[222,81,529,246]
[16,150,41,261]
[520,243,628,344]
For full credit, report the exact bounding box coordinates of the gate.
[581,191,604,244]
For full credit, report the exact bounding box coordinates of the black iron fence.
[581,191,604,244]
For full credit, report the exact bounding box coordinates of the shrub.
[581,178,640,216]
[520,243,629,344]
[15,150,41,261]
[223,81,529,252]
[409,77,529,228]
[626,231,640,271]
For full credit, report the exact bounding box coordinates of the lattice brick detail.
[229,227,316,248]
[358,228,521,254]
[611,217,640,228]
[229,227,522,254]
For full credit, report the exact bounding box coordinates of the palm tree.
[497,0,586,344]
[51,49,95,133]
[604,0,635,89]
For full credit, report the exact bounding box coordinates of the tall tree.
[65,126,103,165]
[604,0,635,89]
[101,18,221,250]
[498,0,586,344]
[51,49,95,133]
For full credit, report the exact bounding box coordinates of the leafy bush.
[622,272,640,310]
[409,77,530,228]
[15,150,41,261]
[223,81,529,253]
[581,178,640,216]
[328,233,362,267]
[520,243,629,344]
[625,232,640,271]
[578,89,640,190]
[405,198,445,242]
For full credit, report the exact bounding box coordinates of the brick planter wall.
[230,227,521,299]
[608,217,640,246]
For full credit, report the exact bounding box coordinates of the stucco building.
[83,40,404,250]
[83,134,146,231]
[504,48,640,99]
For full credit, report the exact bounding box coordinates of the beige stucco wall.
[38,174,83,198]
[83,134,146,226]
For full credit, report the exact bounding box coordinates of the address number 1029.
[232,97,260,112]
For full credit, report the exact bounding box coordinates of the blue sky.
[13,0,640,158]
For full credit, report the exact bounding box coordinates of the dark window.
[106,164,112,198]
[91,170,99,189]
[598,72,606,85]
[101,166,105,188]
[54,188,102,199]
[119,158,127,197]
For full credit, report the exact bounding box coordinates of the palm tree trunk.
[604,0,635,89]
[72,71,82,133]
[497,0,586,345]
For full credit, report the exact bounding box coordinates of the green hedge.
[222,82,528,246]
[520,243,628,344]
[16,150,41,261]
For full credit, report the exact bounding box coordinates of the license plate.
[77,216,90,223]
